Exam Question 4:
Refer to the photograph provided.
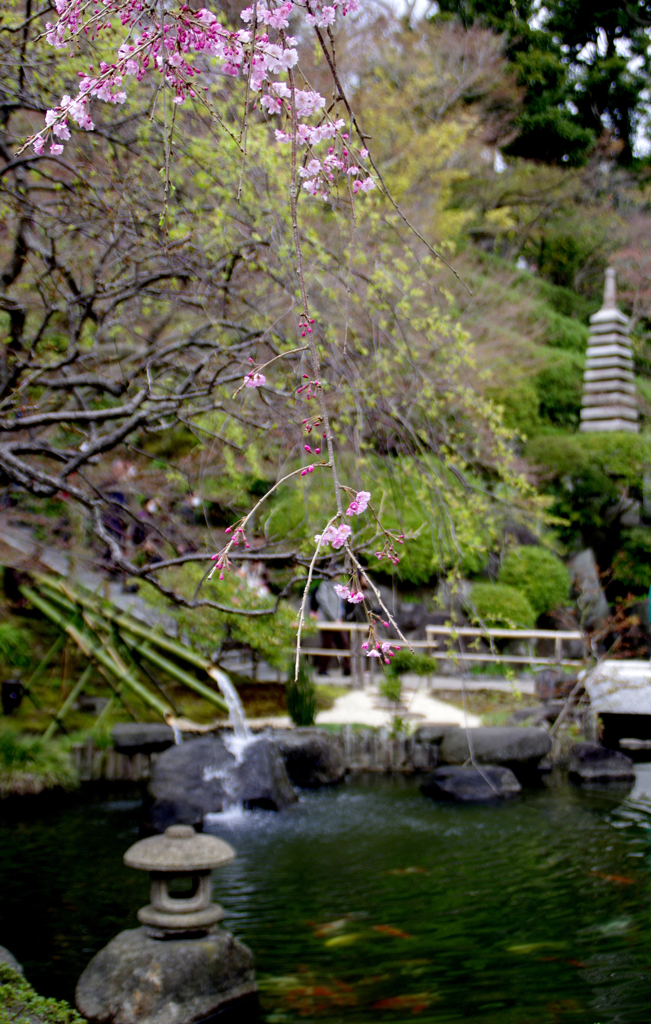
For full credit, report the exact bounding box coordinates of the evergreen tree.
[436,0,651,165]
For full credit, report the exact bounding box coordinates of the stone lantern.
[76,825,257,1024]
[124,825,234,938]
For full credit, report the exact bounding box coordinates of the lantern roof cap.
[124,825,235,872]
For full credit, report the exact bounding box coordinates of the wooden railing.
[299,622,585,683]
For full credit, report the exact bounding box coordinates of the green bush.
[379,650,438,705]
[0,622,32,670]
[525,432,651,548]
[286,663,317,726]
[611,528,651,594]
[470,583,536,630]
[379,673,403,705]
[487,381,542,439]
[0,961,85,1024]
[387,650,438,678]
[499,546,571,618]
[534,352,584,427]
[0,727,79,797]
[531,306,589,353]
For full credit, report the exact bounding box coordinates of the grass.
[0,725,78,796]
[433,689,539,726]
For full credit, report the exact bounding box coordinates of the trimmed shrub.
[499,545,571,618]
[534,352,584,427]
[286,663,317,726]
[470,583,536,630]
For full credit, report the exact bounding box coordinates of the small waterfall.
[208,666,251,742]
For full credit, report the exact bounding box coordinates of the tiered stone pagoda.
[580,268,638,433]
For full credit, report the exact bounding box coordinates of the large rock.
[113,723,175,755]
[570,549,610,629]
[270,729,345,788]
[148,735,297,828]
[413,725,459,745]
[76,927,256,1024]
[569,743,635,785]
[0,947,23,975]
[421,766,521,803]
[438,727,551,773]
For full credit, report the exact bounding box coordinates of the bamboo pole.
[19,586,171,720]
[43,663,94,741]
[39,578,230,713]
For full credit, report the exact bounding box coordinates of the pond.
[2,772,651,1024]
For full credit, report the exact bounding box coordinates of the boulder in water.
[421,765,521,802]
[270,728,345,788]
[438,726,550,776]
[76,926,256,1024]
[569,743,635,785]
[147,735,297,828]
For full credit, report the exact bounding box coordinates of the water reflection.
[1,776,651,1023]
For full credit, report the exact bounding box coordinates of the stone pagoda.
[580,267,638,433]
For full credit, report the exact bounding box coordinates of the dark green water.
[3,772,651,1023]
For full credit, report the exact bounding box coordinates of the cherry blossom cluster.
[374,532,405,566]
[29,0,377,202]
[314,523,351,549]
[346,490,370,516]
[334,582,364,603]
[362,640,401,664]
[208,521,250,579]
[296,374,321,401]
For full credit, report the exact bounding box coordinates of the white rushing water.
[208,666,252,741]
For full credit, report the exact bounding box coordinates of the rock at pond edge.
[270,728,345,788]
[148,735,297,829]
[421,765,521,802]
[569,742,635,785]
[75,927,257,1024]
[438,727,550,774]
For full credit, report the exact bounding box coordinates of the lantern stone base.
[76,927,257,1024]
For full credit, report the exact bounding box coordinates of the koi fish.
[372,925,412,939]
[508,942,568,954]
[372,993,432,1013]
[313,919,349,937]
[387,867,428,875]
[324,932,367,947]
[591,871,634,885]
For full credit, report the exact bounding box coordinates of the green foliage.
[387,649,438,678]
[534,352,584,427]
[140,565,297,669]
[499,545,571,617]
[0,962,85,1024]
[611,528,651,594]
[532,307,589,352]
[487,381,542,439]
[0,622,32,671]
[470,582,536,629]
[437,0,650,165]
[379,673,403,705]
[286,663,317,726]
[526,433,651,550]
[0,726,78,796]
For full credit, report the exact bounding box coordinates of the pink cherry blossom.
[314,523,351,549]
[345,490,371,516]
[334,583,350,599]
[347,590,364,604]
[244,372,266,388]
[50,144,64,155]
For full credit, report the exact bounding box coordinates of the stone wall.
[72,727,439,782]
